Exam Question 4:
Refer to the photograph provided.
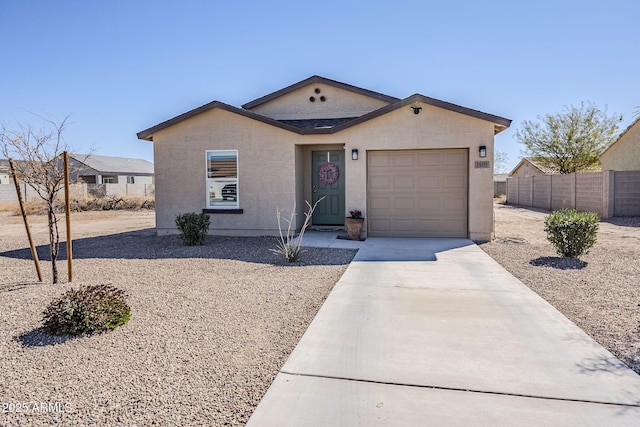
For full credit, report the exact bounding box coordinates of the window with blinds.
[206,150,238,208]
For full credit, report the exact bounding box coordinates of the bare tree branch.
[1,116,73,283]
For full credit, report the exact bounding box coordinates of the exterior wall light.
[479,145,487,158]
[410,106,422,114]
[352,149,359,160]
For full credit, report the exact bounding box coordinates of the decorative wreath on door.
[318,163,339,185]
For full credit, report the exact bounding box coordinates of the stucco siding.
[248,83,391,120]
[337,104,495,241]
[151,99,498,240]
[152,108,297,235]
[600,120,640,171]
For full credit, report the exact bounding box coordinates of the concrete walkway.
[248,235,640,426]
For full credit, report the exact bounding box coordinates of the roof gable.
[242,75,399,110]
[600,116,640,159]
[137,77,511,140]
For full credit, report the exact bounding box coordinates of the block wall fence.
[506,171,640,217]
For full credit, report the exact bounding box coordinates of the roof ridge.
[241,75,400,109]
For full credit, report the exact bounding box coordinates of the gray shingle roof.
[71,154,154,175]
[278,118,356,129]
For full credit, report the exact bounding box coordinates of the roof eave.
[138,92,512,140]
[137,101,304,141]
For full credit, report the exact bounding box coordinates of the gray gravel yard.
[480,203,640,375]
[0,211,356,426]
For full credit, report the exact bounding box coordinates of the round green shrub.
[42,285,131,336]
[544,209,599,258]
[175,212,211,245]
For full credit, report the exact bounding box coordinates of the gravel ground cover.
[0,211,356,426]
[480,203,640,374]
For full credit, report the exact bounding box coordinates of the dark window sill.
[203,208,243,214]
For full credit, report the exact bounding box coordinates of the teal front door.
[312,150,345,225]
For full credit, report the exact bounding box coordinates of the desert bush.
[544,209,599,258]
[271,198,324,263]
[42,285,131,336]
[175,212,210,245]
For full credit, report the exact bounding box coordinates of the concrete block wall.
[550,175,574,211]
[532,175,551,210]
[0,183,39,203]
[507,170,640,217]
[575,173,605,216]
[517,177,533,206]
[614,171,640,216]
[0,182,153,204]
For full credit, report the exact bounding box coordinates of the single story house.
[68,154,154,185]
[137,75,511,241]
[600,117,640,171]
[509,157,561,178]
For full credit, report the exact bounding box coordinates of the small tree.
[1,117,72,283]
[494,150,510,173]
[515,102,620,173]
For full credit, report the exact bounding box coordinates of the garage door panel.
[416,219,444,232]
[417,152,442,166]
[369,219,392,233]
[444,151,467,165]
[417,197,443,213]
[442,219,466,233]
[394,197,416,210]
[392,154,416,167]
[443,175,466,188]
[417,176,442,189]
[369,196,391,210]
[443,197,466,212]
[368,149,468,238]
[369,154,391,167]
[369,175,391,190]
[393,175,415,189]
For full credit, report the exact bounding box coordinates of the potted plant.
[345,210,364,240]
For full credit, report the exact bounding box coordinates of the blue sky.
[1,0,638,171]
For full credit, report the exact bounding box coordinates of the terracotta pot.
[345,217,364,240]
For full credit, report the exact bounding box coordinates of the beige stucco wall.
[336,104,496,241]
[152,108,299,235]
[510,162,546,178]
[247,83,391,120]
[600,120,640,171]
[152,101,497,241]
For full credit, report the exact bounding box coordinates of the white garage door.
[367,149,468,237]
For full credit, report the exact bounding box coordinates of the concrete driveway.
[248,237,640,426]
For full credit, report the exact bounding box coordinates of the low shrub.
[544,209,599,258]
[42,285,131,336]
[175,212,211,245]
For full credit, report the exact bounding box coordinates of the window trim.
[205,149,239,210]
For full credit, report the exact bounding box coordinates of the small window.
[206,150,238,208]
[103,177,115,184]
[127,176,135,184]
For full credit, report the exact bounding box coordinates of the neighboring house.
[137,75,511,240]
[68,154,154,185]
[0,159,10,185]
[509,157,561,178]
[600,117,640,171]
